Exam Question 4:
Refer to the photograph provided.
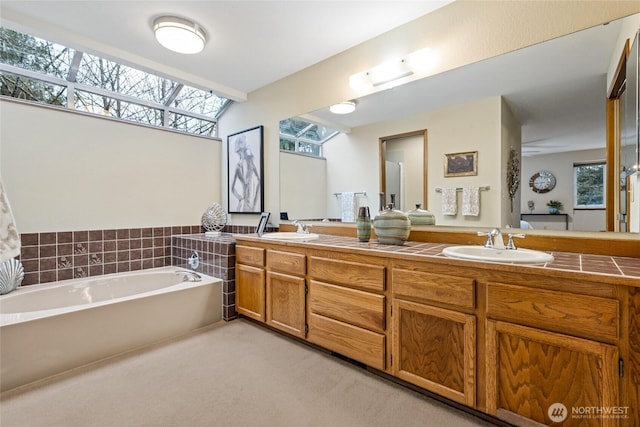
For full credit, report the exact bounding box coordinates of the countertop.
[233,233,640,285]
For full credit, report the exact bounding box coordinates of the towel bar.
[435,186,490,193]
[334,191,367,196]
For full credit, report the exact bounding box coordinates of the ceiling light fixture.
[349,47,437,90]
[329,101,357,114]
[153,16,207,54]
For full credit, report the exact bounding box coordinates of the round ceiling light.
[153,16,207,54]
[329,101,356,115]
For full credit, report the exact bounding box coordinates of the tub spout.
[176,270,201,282]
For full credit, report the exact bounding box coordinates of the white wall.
[631,172,640,232]
[521,148,606,231]
[0,100,221,233]
[220,2,637,225]
[279,152,326,220]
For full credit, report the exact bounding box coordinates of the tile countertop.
[234,233,640,286]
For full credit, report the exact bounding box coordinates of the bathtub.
[0,267,222,392]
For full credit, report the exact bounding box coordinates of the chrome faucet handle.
[293,220,309,234]
[477,231,493,248]
[506,233,525,250]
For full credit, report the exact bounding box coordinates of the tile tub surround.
[18,225,204,286]
[172,233,238,321]
[17,224,266,288]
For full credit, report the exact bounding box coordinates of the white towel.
[341,192,356,222]
[441,187,457,216]
[462,185,480,216]
[0,179,21,263]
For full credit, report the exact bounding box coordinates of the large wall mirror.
[279,13,640,234]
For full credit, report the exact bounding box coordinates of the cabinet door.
[236,264,265,322]
[486,320,619,427]
[266,271,306,338]
[392,300,476,406]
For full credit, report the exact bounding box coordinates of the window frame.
[0,27,230,138]
[573,161,606,209]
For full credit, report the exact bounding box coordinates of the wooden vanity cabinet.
[236,245,266,321]
[485,278,622,427]
[265,249,307,338]
[235,237,636,427]
[307,254,387,370]
[391,265,477,407]
[486,320,619,427]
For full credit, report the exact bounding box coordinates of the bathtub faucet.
[177,270,202,282]
[187,251,199,270]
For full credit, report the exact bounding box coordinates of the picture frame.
[256,212,270,236]
[228,125,264,213]
[444,151,478,177]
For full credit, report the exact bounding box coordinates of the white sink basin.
[442,245,553,265]
[261,232,320,241]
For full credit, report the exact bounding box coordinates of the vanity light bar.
[349,48,437,90]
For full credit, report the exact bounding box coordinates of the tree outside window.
[574,162,606,208]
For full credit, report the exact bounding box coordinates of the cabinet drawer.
[307,312,385,370]
[486,282,619,343]
[267,250,306,276]
[309,256,385,292]
[309,280,385,333]
[237,245,265,268]
[393,269,475,309]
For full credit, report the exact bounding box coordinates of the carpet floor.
[1,318,499,427]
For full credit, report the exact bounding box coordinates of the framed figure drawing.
[228,126,264,213]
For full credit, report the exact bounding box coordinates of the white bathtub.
[0,267,222,392]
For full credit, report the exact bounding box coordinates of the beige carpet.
[1,319,498,427]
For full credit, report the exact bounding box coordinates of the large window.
[0,27,230,137]
[279,117,340,157]
[574,161,606,209]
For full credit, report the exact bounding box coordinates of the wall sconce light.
[153,16,207,54]
[349,47,437,90]
[329,101,357,114]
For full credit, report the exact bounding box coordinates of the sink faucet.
[292,220,311,234]
[477,228,505,249]
[478,228,525,250]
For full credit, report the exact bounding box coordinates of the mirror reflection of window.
[574,162,606,209]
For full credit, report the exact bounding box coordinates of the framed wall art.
[228,125,264,214]
[444,151,478,177]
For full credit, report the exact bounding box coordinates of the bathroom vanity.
[234,229,639,427]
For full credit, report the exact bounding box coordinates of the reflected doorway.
[379,129,428,212]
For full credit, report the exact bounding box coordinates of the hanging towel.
[341,192,356,222]
[0,179,21,263]
[462,185,480,216]
[441,187,457,216]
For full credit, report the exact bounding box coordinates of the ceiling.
[0,0,453,99]
[0,2,635,156]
